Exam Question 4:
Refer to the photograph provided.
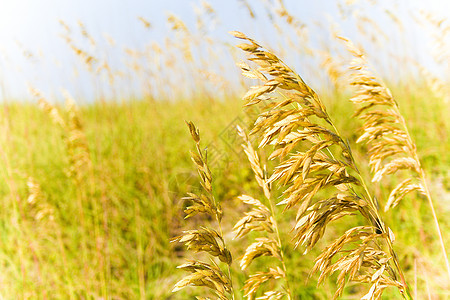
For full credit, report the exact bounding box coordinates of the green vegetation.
[0,1,448,299]
[0,83,447,298]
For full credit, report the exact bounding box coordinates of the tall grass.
[0,81,447,299]
[0,1,448,299]
[174,32,429,299]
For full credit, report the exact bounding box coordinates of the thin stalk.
[0,146,26,298]
[56,225,77,299]
[204,145,235,300]
[266,188,293,300]
[394,107,450,280]
[417,168,450,279]
[134,197,146,300]
[414,258,417,299]
[216,218,235,300]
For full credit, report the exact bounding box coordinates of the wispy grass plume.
[231,31,413,299]
[340,36,450,281]
[172,121,235,300]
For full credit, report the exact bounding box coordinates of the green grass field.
[0,84,447,298]
[0,0,448,298]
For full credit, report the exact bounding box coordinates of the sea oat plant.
[233,126,293,300]
[340,36,450,280]
[32,89,109,298]
[172,30,416,299]
[172,122,235,300]
[228,31,413,299]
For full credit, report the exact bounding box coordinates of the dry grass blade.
[232,31,413,299]
[172,121,234,299]
[26,177,55,223]
[341,36,450,280]
[385,179,425,211]
[240,238,281,271]
[243,267,286,300]
[31,88,66,127]
[32,89,93,182]
[173,261,232,300]
[233,195,275,239]
[173,227,232,264]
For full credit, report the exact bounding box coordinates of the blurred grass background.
[0,86,447,298]
[0,0,448,299]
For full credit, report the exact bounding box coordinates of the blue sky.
[0,0,448,101]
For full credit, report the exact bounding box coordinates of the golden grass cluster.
[234,126,292,300]
[0,1,447,299]
[172,122,234,300]
[173,29,449,299]
[341,37,450,279]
